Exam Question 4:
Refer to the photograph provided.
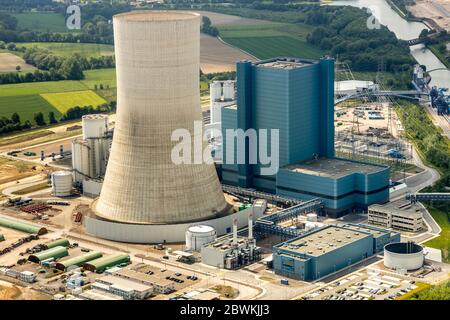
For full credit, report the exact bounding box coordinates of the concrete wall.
[85,204,265,244]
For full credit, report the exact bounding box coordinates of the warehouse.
[0,216,47,235]
[44,238,70,249]
[113,268,175,294]
[368,201,424,232]
[92,275,153,300]
[83,253,130,273]
[272,224,399,281]
[28,246,68,263]
[55,251,103,271]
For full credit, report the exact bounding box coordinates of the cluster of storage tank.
[210,80,235,102]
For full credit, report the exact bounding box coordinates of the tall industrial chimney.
[233,216,238,245]
[248,211,253,239]
[95,11,229,224]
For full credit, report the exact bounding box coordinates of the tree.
[34,112,46,126]
[48,111,57,124]
[60,56,84,80]
[11,112,20,124]
[15,65,21,72]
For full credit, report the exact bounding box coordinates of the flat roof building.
[93,275,153,300]
[112,268,175,294]
[272,223,399,281]
[368,201,424,232]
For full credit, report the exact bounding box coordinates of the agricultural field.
[0,69,115,122]
[0,95,58,123]
[0,53,35,73]
[19,42,114,58]
[217,22,324,60]
[12,12,69,33]
[41,90,107,113]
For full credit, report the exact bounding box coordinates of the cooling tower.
[95,11,229,225]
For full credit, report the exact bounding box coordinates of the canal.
[329,0,450,88]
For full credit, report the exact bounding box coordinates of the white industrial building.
[112,268,175,294]
[209,80,236,125]
[92,274,154,300]
[201,211,260,269]
[368,201,424,233]
[71,114,112,197]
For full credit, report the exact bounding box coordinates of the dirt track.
[409,0,450,31]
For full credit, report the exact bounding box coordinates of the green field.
[218,23,323,60]
[424,207,450,263]
[12,12,69,33]
[0,80,88,97]
[20,42,114,58]
[0,94,60,123]
[0,68,116,123]
[41,90,107,113]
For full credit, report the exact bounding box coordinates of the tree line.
[0,46,115,84]
[0,101,116,135]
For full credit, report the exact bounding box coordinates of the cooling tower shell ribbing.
[95,11,229,225]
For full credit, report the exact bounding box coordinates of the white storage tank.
[82,114,108,139]
[185,225,217,251]
[223,80,235,101]
[305,221,323,232]
[306,213,318,222]
[210,81,222,103]
[51,171,73,197]
[384,242,424,271]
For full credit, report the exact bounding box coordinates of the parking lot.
[302,269,420,300]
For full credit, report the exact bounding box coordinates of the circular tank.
[185,225,216,251]
[210,81,222,102]
[384,242,424,271]
[306,213,318,222]
[82,114,108,139]
[223,80,234,101]
[51,171,73,197]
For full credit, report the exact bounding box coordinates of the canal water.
[329,0,450,88]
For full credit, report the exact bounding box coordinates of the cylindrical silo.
[82,114,108,139]
[210,81,222,102]
[51,171,73,197]
[185,225,216,251]
[223,80,235,101]
[95,11,229,225]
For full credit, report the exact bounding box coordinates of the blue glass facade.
[220,57,390,217]
[272,224,400,281]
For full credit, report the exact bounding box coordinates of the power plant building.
[220,57,390,217]
[85,11,260,243]
[272,223,400,281]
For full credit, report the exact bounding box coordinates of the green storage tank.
[83,253,130,273]
[45,238,70,249]
[28,246,68,263]
[55,251,102,271]
[0,216,47,235]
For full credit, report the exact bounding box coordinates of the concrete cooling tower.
[94,11,229,225]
